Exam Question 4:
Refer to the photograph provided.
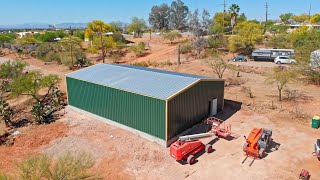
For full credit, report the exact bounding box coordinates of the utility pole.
[178,45,181,65]
[69,26,74,71]
[221,0,227,34]
[265,0,269,33]
[100,24,105,63]
[308,3,312,21]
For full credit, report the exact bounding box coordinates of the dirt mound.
[0,122,68,174]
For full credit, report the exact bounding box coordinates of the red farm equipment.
[206,117,232,139]
[170,132,215,165]
[170,117,236,165]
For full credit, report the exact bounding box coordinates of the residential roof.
[66,63,212,100]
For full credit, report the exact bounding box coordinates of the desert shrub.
[0,98,13,127]
[45,51,61,63]
[0,173,9,180]
[85,47,98,54]
[207,35,228,49]
[192,38,208,58]
[161,60,173,66]
[36,43,62,60]
[305,69,320,86]
[130,42,146,57]
[180,43,192,54]
[132,61,149,67]
[109,54,121,63]
[162,31,182,43]
[241,86,254,98]
[19,152,95,180]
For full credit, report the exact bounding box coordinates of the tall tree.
[228,4,240,34]
[201,9,211,31]
[85,20,114,62]
[211,12,231,34]
[169,0,189,30]
[279,13,293,24]
[149,4,170,30]
[127,17,147,38]
[188,9,201,37]
[229,21,263,53]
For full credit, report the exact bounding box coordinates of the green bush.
[130,42,146,57]
[85,46,98,54]
[18,152,95,180]
[36,43,61,60]
[207,35,228,49]
[45,51,61,63]
[162,31,182,42]
[0,33,16,44]
[180,43,192,54]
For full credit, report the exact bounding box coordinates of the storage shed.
[66,64,224,146]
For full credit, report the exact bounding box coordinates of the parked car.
[232,56,247,62]
[274,56,297,64]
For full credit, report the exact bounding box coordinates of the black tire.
[276,61,281,64]
[259,148,265,158]
[187,155,195,165]
[205,144,213,153]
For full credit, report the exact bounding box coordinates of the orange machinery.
[242,128,272,165]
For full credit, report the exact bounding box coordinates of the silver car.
[274,56,297,64]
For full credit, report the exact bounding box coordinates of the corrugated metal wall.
[167,80,224,140]
[67,77,166,140]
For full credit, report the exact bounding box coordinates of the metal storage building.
[66,64,224,146]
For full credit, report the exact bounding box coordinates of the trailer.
[251,48,294,61]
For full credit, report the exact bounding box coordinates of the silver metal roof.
[66,63,209,100]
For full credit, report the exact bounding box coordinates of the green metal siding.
[167,81,224,140]
[66,77,166,140]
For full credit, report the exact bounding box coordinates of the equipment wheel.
[259,148,265,158]
[187,155,195,165]
[205,144,213,153]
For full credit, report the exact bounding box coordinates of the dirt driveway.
[34,104,319,180]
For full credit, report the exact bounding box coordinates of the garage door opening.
[210,98,218,117]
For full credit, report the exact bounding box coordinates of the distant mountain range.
[0,23,88,30]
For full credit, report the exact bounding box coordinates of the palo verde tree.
[85,20,114,62]
[310,14,320,24]
[228,4,240,34]
[265,66,298,101]
[10,71,62,124]
[211,12,231,34]
[204,55,229,79]
[279,13,293,24]
[229,21,263,53]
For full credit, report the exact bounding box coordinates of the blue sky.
[0,0,318,25]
